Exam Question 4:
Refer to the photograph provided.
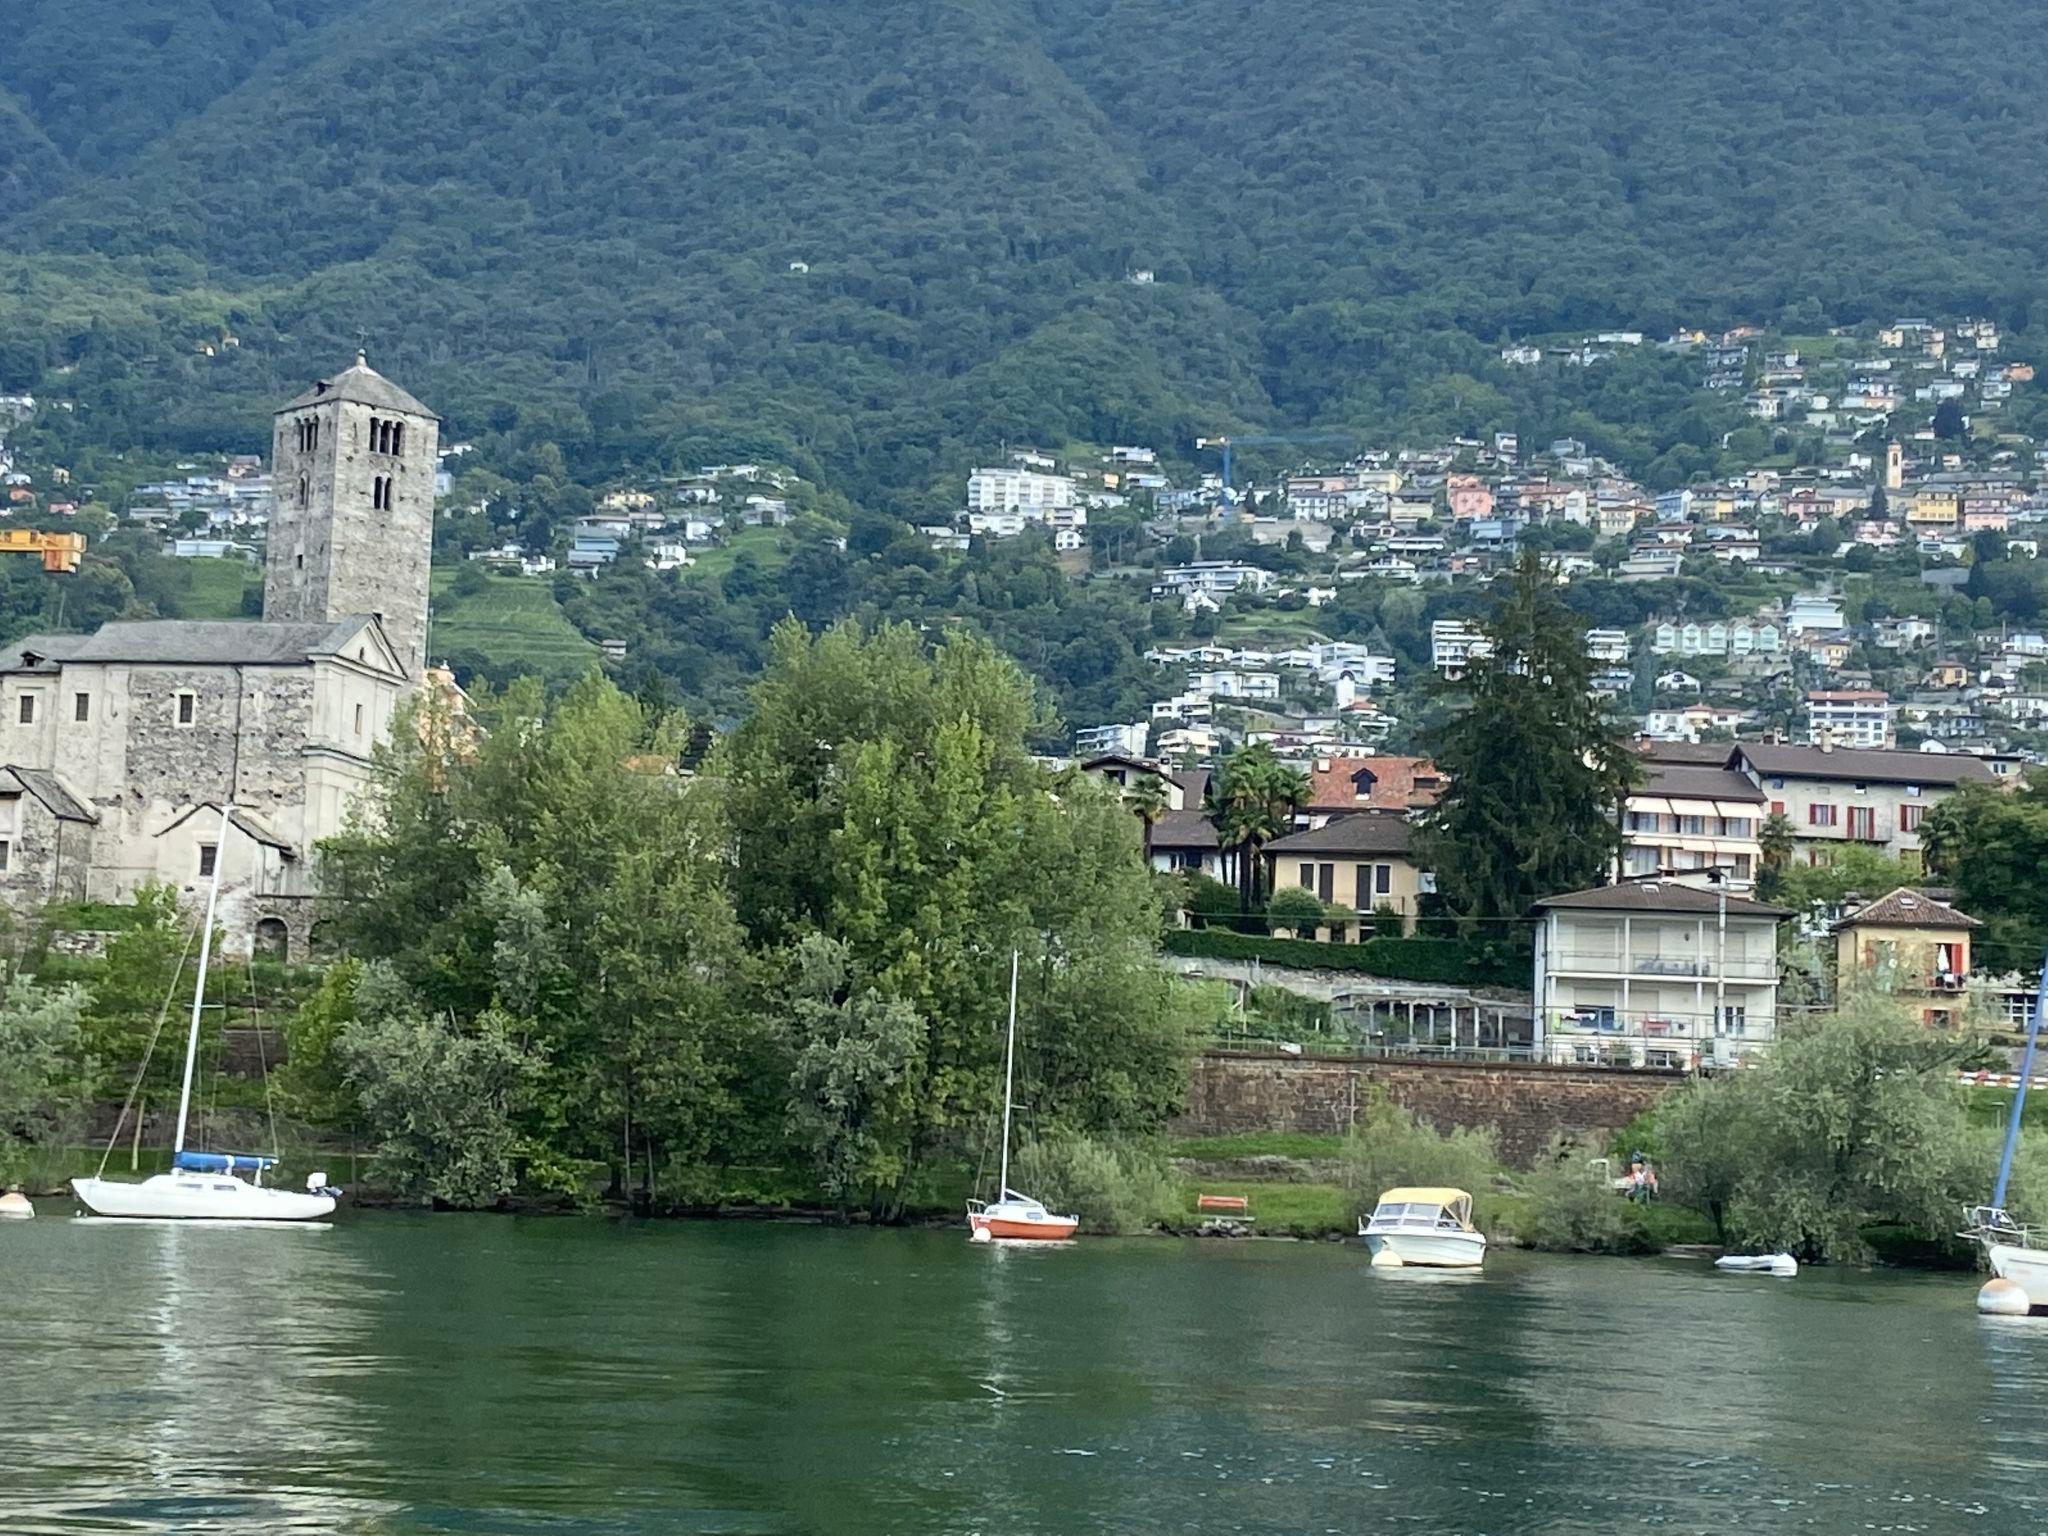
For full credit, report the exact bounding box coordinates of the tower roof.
[279,352,437,419]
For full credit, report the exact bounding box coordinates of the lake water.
[2,1215,2045,1534]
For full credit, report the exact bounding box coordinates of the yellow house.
[1908,488,1960,526]
[1923,660,1970,689]
[1833,887,1978,1027]
[1265,813,1425,934]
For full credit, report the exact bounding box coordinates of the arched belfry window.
[372,475,392,511]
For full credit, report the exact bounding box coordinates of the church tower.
[266,353,439,676]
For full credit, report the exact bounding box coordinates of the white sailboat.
[72,804,338,1223]
[1962,956,2046,1312]
[966,950,1079,1243]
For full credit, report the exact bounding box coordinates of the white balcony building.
[1532,877,1788,1070]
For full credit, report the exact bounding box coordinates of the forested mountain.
[6,0,2048,497]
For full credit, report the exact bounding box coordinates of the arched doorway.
[253,916,290,962]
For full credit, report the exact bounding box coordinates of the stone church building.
[0,355,438,955]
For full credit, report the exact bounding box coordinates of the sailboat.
[1962,955,2047,1312]
[966,950,1079,1243]
[72,804,339,1222]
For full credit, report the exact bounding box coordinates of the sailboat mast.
[998,949,1019,1199]
[171,802,233,1158]
[1991,949,2048,1211]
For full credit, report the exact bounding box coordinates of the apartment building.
[966,466,1076,514]
[1621,759,1766,886]
[1729,742,1995,866]
[1532,877,1787,1069]
[1806,689,1895,749]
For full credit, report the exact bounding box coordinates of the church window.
[353,702,365,736]
[298,474,309,505]
[0,840,10,872]
[295,554,304,570]
[175,692,196,727]
[73,692,89,723]
[16,694,34,725]
[372,475,392,511]
[198,843,217,879]
[391,422,404,456]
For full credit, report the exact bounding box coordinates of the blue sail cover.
[174,1151,277,1173]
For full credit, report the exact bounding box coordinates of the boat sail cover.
[173,1151,278,1174]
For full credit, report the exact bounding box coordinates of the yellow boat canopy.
[1377,1187,1473,1206]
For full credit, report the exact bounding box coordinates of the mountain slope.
[5,0,2048,492]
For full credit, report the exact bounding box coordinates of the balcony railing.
[1546,950,1778,981]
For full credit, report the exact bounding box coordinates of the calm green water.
[2,1216,2045,1535]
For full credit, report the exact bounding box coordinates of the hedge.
[1162,927,1526,988]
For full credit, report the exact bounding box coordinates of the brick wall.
[1176,1050,1683,1165]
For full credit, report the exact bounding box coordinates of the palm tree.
[1124,770,1170,863]
[1212,744,1310,914]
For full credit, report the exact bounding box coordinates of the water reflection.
[1,1220,2045,1535]
[1,1219,392,1533]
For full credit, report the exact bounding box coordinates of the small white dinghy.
[1715,1252,1797,1277]
[0,1187,33,1220]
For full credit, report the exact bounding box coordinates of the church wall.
[0,795,86,904]
[0,671,62,768]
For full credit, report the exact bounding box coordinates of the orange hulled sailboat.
[967,951,1078,1243]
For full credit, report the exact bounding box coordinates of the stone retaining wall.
[1176,1050,1683,1165]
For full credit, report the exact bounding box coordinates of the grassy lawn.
[429,571,600,681]
[683,525,789,580]
[1217,611,1330,647]
[164,556,260,619]
[1173,1176,1352,1237]
[1963,1085,2048,1133]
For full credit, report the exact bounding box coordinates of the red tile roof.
[1306,755,1443,813]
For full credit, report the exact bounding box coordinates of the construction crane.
[0,528,86,574]
[1194,431,1357,511]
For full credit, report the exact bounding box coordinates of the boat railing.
[1961,1204,2041,1248]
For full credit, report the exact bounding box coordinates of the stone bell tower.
[266,352,439,677]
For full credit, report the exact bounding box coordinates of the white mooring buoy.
[1978,1277,2031,1316]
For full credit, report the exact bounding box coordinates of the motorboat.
[1962,956,2047,1313]
[1715,1252,1797,1276]
[1360,1186,1486,1269]
[70,803,338,1224]
[965,951,1078,1244]
[74,1155,336,1222]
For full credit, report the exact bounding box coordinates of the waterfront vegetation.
[0,613,2038,1265]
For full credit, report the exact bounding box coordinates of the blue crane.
[1194,430,1357,512]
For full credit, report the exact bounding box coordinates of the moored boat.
[0,1186,33,1220]
[69,804,338,1225]
[74,1155,335,1222]
[1962,956,2046,1312]
[1715,1252,1797,1276]
[965,952,1078,1244]
[968,1192,1079,1243]
[1360,1187,1486,1269]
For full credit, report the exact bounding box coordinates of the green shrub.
[1264,886,1331,932]
[1010,1133,1179,1235]
[1161,926,1524,986]
[1337,1087,1501,1222]
[1513,1136,1657,1254]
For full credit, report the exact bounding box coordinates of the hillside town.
[0,326,2043,1084]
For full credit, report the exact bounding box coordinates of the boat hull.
[1988,1242,2048,1309]
[1361,1228,1486,1269]
[72,1174,335,1223]
[968,1211,1078,1242]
